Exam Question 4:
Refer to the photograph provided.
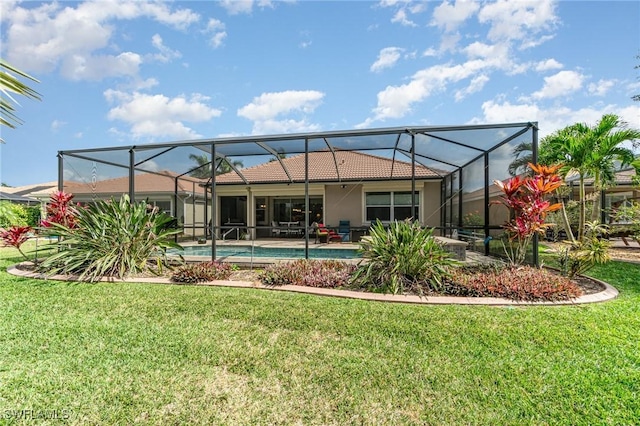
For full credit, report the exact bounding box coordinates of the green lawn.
[1,244,638,425]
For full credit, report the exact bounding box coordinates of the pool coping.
[6,263,619,307]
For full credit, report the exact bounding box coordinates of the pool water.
[175,245,361,260]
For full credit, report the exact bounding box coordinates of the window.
[154,201,171,214]
[366,191,419,222]
[273,197,323,223]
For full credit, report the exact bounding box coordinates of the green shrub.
[557,222,611,279]
[446,264,583,301]
[0,201,29,227]
[260,259,355,288]
[38,195,182,282]
[170,261,232,283]
[351,219,457,296]
[24,205,41,227]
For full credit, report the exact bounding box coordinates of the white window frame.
[364,190,420,224]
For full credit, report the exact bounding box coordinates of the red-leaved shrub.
[260,259,356,288]
[448,265,583,301]
[170,261,232,283]
[0,225,32,261]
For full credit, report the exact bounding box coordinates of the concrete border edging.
[6,264,618,306]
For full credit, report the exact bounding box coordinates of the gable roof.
[1,181,58,197]
[70,171,206,196]
[29,171,206,199]
[215,150,441,185]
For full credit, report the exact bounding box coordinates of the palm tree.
[188,154,244,178]
[507,141,533,177]
[542,114,640,240]
[582,115,640,221]
[1,59,41,142]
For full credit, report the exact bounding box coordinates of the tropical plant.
[40,190,79,229]
[352,219,457,295]
[188,153,244,178]
[0,201,29,228]
[0,225,32,261]
[260,259,355,288]
[447,264,582,301]
[610,200,640,242]
[494,163,563,265]
[542,114,640,240]
[38,194,182,282]
[170,261,233,284]
[462,210,482,227]
[1,59,41,142]
[557,221,611,279]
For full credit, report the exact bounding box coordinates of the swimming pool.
[174,245,360,260]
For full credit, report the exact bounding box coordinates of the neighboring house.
[567,167,640,222]
[0,191,39,205]
[28,171,209,238]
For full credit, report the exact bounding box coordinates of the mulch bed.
[14,260,607,297]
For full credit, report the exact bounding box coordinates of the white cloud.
[219,0,274,15]
[423,47,438,57]
[473,98,640,138]
[150,34,182,63]
[2,1,199,79]
[104,90,222,140]
[206,18,227,48]
[391,9,417,27]
[237,90,324,134]
[431,0,480,32]
[438,32,462,54]
[455,74,489,101]
[60,52,143,81]
[588,79,616,97]
[379,0,425,27]
[51,120,66,132]
[370,47,404,73]
[364,59,491,123]
[535,58,563,72]
[477,0,559,48]
[531,70,584,100]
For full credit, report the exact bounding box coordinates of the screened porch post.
[458,167,463,231]
[57,152,64,191]
[531,124,539,266]
[483,152,490,256]
[128,149,135,204]
[173,177,179,243]
[411,133,416,223]
[210,144,216,261]
[204,183,208,240]
[304,138,309,259]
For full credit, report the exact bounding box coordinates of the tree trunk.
[590,170,602,223]
[559,198,576,243]
[578,174,586,241]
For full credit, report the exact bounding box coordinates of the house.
[212,150,443,240]
[28,171,209,238]
[52,123,541,256]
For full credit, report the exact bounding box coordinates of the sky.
[1,0,639,187]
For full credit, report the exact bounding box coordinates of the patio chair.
[315,223,342,243]
[271,220,281,237]
[338,220,350,242]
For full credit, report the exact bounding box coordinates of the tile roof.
[1,181,58,196]
[577,168,637,186]
[67,171,207,196]
[216,150,441,184]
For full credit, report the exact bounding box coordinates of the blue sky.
[1,0,639,187]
